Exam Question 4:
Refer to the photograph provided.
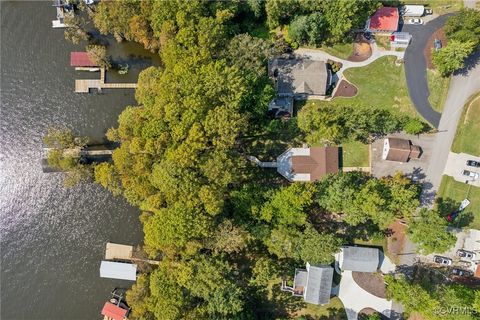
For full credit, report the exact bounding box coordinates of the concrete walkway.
[338,271,393,320]
[296,42,404,81]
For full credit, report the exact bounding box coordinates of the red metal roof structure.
[368,7,399,32]
[70,52,98,67]
[101,302,128,320]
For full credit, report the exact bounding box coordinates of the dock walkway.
[75,68,137,93]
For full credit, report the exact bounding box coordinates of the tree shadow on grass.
[436,197,474,228]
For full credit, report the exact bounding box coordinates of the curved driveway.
[402,14,453,128]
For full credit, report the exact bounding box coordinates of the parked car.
[457,249,476,260]
[434,39,442,51]
[363,32,372,41]
[425,9,433,15]
[447,210,459,222]
[467,160,480,168]
[451,268,472,277]
[462,170,479,179]
[434,255,452,265]
[408,18,423,25]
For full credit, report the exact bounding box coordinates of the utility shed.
[338,246,379,273]
[101,302,128,320]
[100,261,137,281]
[105,242,133,261]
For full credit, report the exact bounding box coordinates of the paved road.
[423,50,480,200]
[403,14,453,128]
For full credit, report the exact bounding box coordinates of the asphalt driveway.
[402,14,453,128]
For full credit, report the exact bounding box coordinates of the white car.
[408,18,423,25]
[463,170,479,180]
[457,249,476,260]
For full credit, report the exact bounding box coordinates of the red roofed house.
[366,7,399,33]
[70,52,98,67]
[101,302,128,320]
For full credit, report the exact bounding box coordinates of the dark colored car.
[451,268,472,277]
[434,39,442,51]
[433,255,452,265]
[467,160,480,168]
[364,32,372,40]
[447,210,459,222]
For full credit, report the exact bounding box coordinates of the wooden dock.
[75,67,137,93]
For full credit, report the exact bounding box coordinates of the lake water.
[0,2,157,319]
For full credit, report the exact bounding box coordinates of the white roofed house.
[269,56,332,100]
[281,263,334,305]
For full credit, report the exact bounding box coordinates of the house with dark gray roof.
[269,56,332,99]
[338,246,380,273]
[281,263,334,305]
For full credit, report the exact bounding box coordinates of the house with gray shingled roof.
[269,56,332,99]
[338,246,380,273]
[281,263,334,305]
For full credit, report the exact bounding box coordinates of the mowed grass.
[321,42,354,60]
[437,175,480,229]
[341,141,370,167]
[451,93,480,156]
[293,297,346,319]
[401,0,463,14]
[426,69,451,113]
[338,56,418,118]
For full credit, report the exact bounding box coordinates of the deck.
[75,67,137,93]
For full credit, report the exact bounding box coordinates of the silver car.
[457,249,476,260]
[463,170,479,179]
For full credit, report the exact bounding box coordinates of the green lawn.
[451,93,480,156]
[401,0,463,14]
[426,69,450,113]
[341,141,370,167]
[321,42,354,60]
[437,175,480,229]
[294,297,347,319]
[374,35,391,50]
[338,56,418,118]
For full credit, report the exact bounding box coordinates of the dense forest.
[53,1,478,319]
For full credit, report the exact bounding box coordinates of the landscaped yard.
[451,93,480,155]
[437,175,480,229]
[321,42,354,60]
[341,141,369,168]
[293,297,347,319]
[426,69,450,113]
[339,56,418,118]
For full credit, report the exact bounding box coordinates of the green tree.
[432,40,475,76]
[265,0,299,29]
[93,162,122,196]
[296,224,340,264]
[250,257,280,287]
[86,44,111,68]
[404,118,425,135]
[64,15,89,44]
[288,13,326,47]
[445,9,480,49]
[407,208,456,254]
[260,183,316,226]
